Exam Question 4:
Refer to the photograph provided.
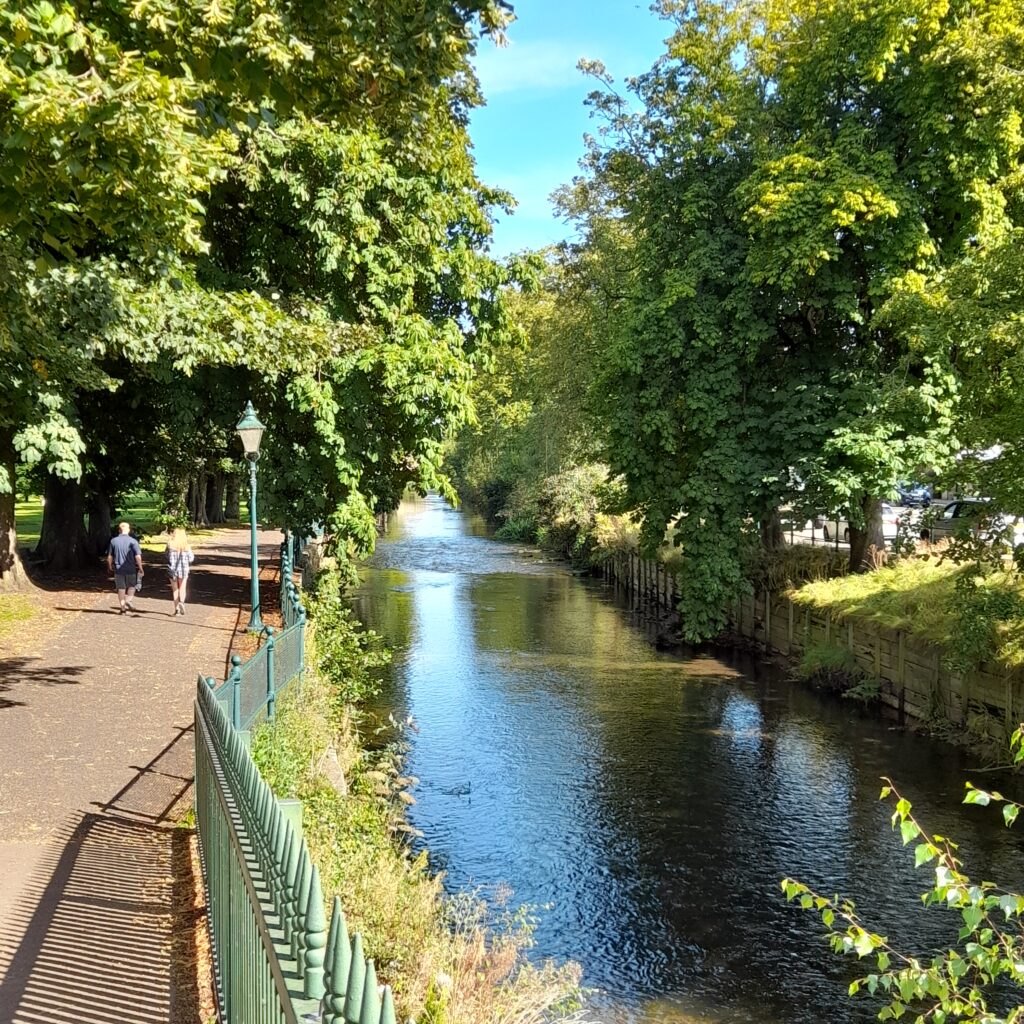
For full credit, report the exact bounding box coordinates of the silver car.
[919,500,1024,546]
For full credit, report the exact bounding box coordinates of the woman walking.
[166,528,195,616]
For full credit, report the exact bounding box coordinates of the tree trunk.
[85,491,113,558]
[189,474,209,528]
[206,471,226,524]
[0,428,29,589]
[759,508,785,552]
[848,495,885,573]
[35,473,90,571]
[225,474,240,520]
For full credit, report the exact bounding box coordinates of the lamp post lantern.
[236,401,265,632]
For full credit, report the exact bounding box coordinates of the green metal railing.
[214,537,307,731]
[195,532,402,1024]
[195,677,399,1024]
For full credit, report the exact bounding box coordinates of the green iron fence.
[213,537,307,731]
[195,533,402,1023]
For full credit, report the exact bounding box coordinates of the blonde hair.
[170,527,190,551]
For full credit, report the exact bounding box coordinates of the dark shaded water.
[353,495,1024,1023]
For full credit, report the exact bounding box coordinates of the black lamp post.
[236,401,265,632]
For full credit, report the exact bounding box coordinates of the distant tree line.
[453,0,1024,640]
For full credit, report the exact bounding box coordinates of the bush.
[534,464,624,562]
[744,543,848,592]
[796,641,880,703]
[306,567,390,704]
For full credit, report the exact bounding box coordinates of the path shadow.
[0,658,87,711]
[51,607,242,639]
[93,724,196,825]
[0,812,203,1024]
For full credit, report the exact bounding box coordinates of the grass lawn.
[0,593,36,644]
[14,496,44,550]
[15,492,245,555]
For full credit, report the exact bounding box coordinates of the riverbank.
[458,475,1024,755]
[251,564,583,1024]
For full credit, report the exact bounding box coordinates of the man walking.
[107,521,144,614]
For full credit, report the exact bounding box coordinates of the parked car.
[896,481,932,507]
[919,500,1024,547]
[821,503,902,544]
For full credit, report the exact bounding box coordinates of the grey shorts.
[115,572,138,591]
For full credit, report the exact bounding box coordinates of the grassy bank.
[251,568,583,1024]
[0,594,36,644]
[789,557,1024,673]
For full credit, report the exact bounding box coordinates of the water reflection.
[353,495,1024,1023]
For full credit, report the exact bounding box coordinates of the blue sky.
[469,1,670,258]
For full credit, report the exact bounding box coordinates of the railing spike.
[321,899,341,1023]
[282,829,299,943]
[322,897,351,1023]
[360,959,381,1024]
[379,986,397,1024]
[292,840,312,968]
[343,934,366,1024]
[303,864,328,998]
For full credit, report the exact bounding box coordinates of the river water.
[352,495,1024,1023]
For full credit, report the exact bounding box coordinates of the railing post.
[265,626,276,721]
[303,864,327,998]
[360,959,381,1024]
[380,986,397,1024]
[343,934,366,1024]
[292,840,312,969]
[229,654,243,730]
[298,609,307,677]
[322,898,350,1024]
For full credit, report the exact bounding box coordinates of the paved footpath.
[0,527,282,1024]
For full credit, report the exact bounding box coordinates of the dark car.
[896,481,932,507]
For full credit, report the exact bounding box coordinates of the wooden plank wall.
[601,554,1022,731]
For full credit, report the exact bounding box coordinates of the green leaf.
[914,843,936,868]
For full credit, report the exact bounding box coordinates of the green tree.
[572,0,1024,638]
[0,0,517,580]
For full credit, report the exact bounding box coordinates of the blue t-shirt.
[108,533,141,573]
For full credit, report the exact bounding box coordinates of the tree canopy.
[0,0,523,581]
[459,0,1024,639]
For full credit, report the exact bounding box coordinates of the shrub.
[796,641,880,703]
[744,544,848,592]
[306,567,390,704]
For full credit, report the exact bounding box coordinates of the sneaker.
[179,605,186,616]
[126,601,137,613]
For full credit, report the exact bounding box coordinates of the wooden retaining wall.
[601,553,1023,732]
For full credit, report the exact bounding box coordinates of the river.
[352,495,1024,1023]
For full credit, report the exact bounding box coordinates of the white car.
[820,503,903,544]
